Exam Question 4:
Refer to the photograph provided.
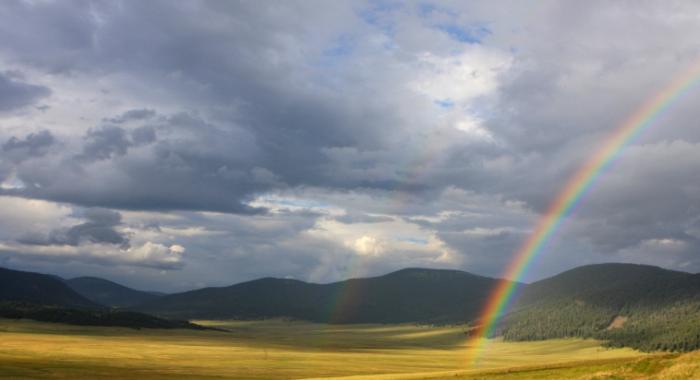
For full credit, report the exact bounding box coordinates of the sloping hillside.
[66,277,161,308]
[513,263,692,309]
[0,267,99,308]
[134,268,509,323]
[499,263,700,351]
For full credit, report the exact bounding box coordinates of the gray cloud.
[75,120,158,163]
[2,130,55,163]
[335,213,394,224]
[78,126,132,161]
[103,108,156,124]
[0,71,50,112]
[131,126,156,146]
[21,208,130,249]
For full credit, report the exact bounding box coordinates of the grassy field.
[0,318,695,379]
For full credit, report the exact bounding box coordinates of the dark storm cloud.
[2,130,55,163]
[0,0,98,73]
[21,208,129,248]
[0,71,50,111]
[73,110,157,159]
[0,1,416,213]
[1,114,267,213]
[131,126,156,145]
[103,109,156,124]
[78,126,131,161]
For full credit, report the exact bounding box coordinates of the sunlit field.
[0,318,660,379]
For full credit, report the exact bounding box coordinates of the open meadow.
[3,318,694,380]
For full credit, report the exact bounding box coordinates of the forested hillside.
[0,302,209,330]
[0,267,99,308]
[134,268,510,324]
[499,264,700,352]
[65,277,161,308]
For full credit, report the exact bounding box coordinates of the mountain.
[65,277,161,308]
[499,263,700,352]
[134,268,510,324]
[512,263,693,309]
[0,267,211,330]
[0,267,99,308]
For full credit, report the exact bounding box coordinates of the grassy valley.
[3,264,700,378]
[0,318,648,380]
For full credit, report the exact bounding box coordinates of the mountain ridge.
[132,266,511,323]
[499,263,700,351]
[0,267,99,309]
[65,276,161,308]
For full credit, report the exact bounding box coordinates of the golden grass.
[0,318,659,379]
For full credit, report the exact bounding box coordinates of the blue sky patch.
[439,24,491,44]
[400,237,429,245]
[435,99,455,108]
[358,1,402,36]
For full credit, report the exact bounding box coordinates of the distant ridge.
[0,267,98,309]
[513,263,692,308]
[66,276,161,308]
[133,267,513,324]
[0,267,210,330]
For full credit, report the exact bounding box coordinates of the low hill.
[513,263,692,309]
[0,267,99,309]
[134,268,510,324]
[65,277,161,308]
[499,263,700,352]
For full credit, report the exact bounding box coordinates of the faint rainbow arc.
[465,60,700,365]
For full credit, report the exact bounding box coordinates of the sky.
[2,1,700,292]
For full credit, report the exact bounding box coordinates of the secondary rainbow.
[465,60,700,365]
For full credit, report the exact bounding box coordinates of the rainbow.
[465,60,700,365]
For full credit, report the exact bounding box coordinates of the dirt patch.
[606,316,628,330]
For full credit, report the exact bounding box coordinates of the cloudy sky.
[1,1,700,292]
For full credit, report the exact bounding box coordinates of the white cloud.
[0,241,185,270]
[409,50,509,104]
[455,118,494,141]
[124,242,185,268]
[349,235,385,256]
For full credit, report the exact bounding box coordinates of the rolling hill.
[0,267,99,308]
[65,277,161,308]
[512,263,693,309]
[499,263,700,351]
[133,268,510,323]
[0,267,211,330]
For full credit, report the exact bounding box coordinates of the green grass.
[0,318,674,379]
